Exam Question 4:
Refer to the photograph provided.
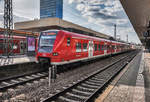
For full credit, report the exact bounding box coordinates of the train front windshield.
[38,31,58,53]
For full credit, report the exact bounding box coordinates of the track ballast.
[42,51,138,102]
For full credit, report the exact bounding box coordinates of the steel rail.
[42,51,138,102]
[0,71,48,91]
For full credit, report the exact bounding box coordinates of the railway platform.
[0,55,36,66]
[95,50,149,102]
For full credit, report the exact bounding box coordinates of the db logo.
[42,53,46,56]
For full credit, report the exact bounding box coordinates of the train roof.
[41,30,129,45]
[41,29,60,33]
[61,30,129,45]
[0,34,26,39]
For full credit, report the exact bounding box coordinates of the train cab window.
[67,37,71,46]
[94,44,97,51]
[76,42,82,52]
[83,43,87,52]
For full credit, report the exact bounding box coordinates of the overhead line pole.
[3,0,14,57]
[126,34,128,42]
[114,24,117,40]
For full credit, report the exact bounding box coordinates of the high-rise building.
[40,0,63,19]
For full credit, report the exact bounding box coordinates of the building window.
[94,44,97,51]
[76,42,82,52]
[83,43,87,52]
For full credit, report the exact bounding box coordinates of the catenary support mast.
[3,0,13,57]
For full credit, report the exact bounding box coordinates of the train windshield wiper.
[40,45,52,48]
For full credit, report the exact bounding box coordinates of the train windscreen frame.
[38,31,58,53]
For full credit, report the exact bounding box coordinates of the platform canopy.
[14,18,111,39]
[120,0,150,47]
[0,28,39,37]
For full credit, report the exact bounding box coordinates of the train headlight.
[52,52,58,56]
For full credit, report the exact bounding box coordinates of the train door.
[115,44,117,53]
[20,41,25,54]
[88,41,93,57]
[104,42,107,55]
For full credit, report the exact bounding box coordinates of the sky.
[0,0,141,44]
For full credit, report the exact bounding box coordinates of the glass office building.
[40,0,63,19]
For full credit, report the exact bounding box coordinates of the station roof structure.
[14,18,111,39]
[0,28,39,37]
[120,0,150,46]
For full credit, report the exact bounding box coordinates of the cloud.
[0,0,140,43]
[65,0,141,43]
[0,13,29,27]
[0,0,39,20]
[92,12,119,20]
[0,0,38,27]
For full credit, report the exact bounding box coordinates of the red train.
[36,30,131,66]
[0,35,26,55]
[0,28,39,55]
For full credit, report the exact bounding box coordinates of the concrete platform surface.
[95,51,149,102]
[143,52,150,102]
[0,55,36,66]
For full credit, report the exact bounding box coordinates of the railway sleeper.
[63,92,85,101]
[77,85,95,92]
[72,89,92,96]
[85,81,103,86]
[58,96,79,102]
[75,87,94,93]
[11,80,19,83]
[66,92,88,99]
[81,83,99,89]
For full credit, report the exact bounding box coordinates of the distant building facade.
[40,0,63,19]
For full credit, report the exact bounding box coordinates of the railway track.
[0,71,48,91]
[42,51,138,102]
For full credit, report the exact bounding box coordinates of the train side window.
[0,43,3,50]
[103,45,105,50]
[94,44,97,51]
[98,44,101,51]
[101,45,103,51]
[83,43,87,52]
[76,42,81,52]
[0,39,3,50]
[107,45,110,50]
[67,37,71,46]
[112,45,115,50]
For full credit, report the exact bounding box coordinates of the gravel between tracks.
[0,52,131,102]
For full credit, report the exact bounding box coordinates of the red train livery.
[0,35,26,55]
[36,30,131,65]
[0,28,39,55]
